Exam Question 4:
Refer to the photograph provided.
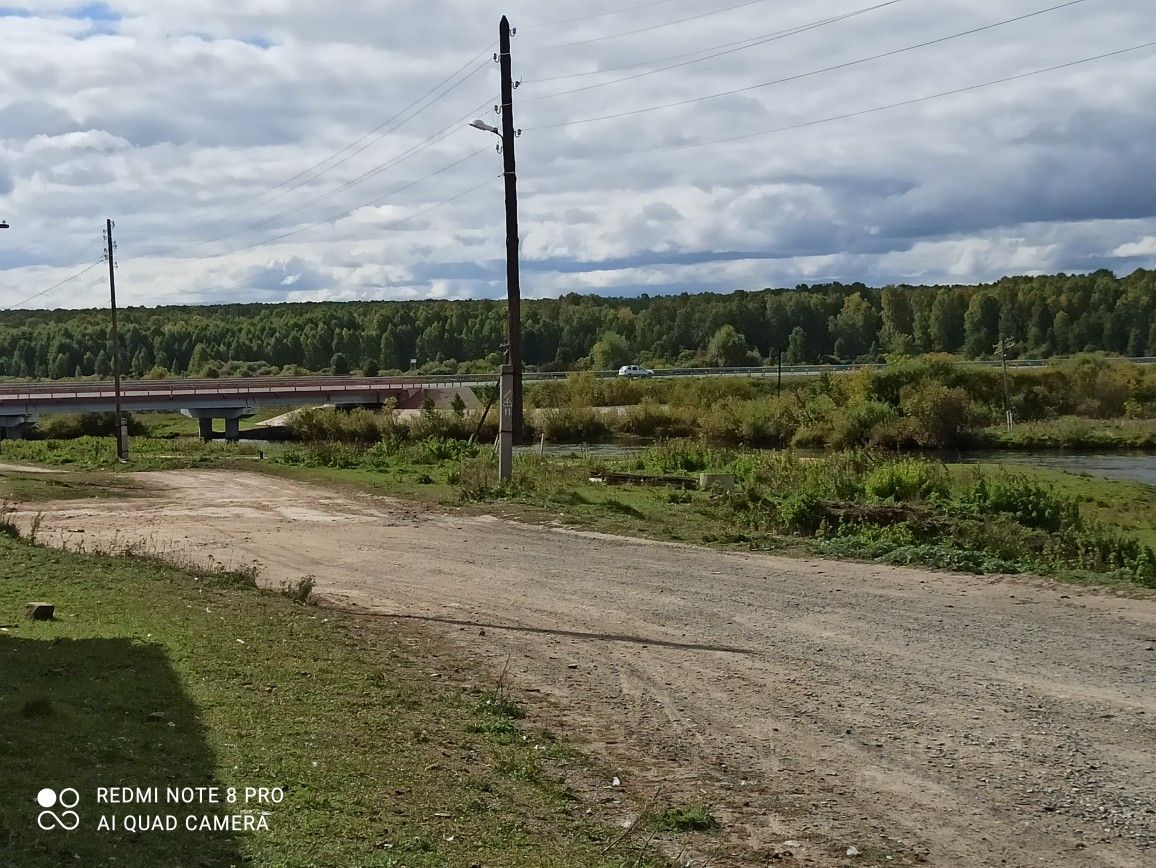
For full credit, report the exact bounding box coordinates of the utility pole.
[499,15,523,442]
[996,335,1015,432]
[105,218,127,461]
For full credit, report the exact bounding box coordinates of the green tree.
[829,293,881,360]
[784,326,808,365]
[963,293,1001,358]
[929,292,965,353]
[330,353,351,375]
[706,325,749,367]
[589,332,632,370]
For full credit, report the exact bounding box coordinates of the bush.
[864,460,948,502]
[34,412,148,440]
[899,381,975,448]
[961,476,1078,533]
[537,407,612,443]
[616,401,697,439]
[827,400,899,449]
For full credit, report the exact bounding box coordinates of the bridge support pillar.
[0,414,35,441]
[182,407,255,443]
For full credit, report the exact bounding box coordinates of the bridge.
[0,376,438,441]
[2,356,1152,440]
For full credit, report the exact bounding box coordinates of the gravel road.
[20,470,1156,867]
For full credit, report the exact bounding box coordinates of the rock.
[26,602,54,621]
[847,846,860,857]
[699,472,735,493]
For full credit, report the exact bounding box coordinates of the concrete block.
[699,473,735,493]
[26,602,55,621]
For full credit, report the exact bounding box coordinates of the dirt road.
[18,470,1156,866]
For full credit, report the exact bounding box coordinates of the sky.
[0,0,1154,310]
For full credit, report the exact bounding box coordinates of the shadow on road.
[345,608,755,655]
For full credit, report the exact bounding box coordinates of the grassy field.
[0,536,666,867]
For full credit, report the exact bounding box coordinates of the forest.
[1,268,1154,380]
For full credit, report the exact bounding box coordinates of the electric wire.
[522,0,683,29]
[552,40,1156,162]
[189,173,501,298]
[522,0,905,102]
[522,0,904,85]
[162,95,497,257]
[206,42,498,224]
[527,0,772,52]
[180,148,492,263]
[4,260,103,311]
[525,0,1089,129]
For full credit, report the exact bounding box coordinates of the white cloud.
[1113,237,1156,258]
[2,0,1156,309]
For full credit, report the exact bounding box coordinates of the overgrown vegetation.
[522,355,1156,450]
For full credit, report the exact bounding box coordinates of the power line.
[522,0,683,29]
[522,0,905,103]
[202,42,497,226]
[3,260,103,311]
[527,0,772,52]
[163,95,497,257]
[522,0,904,86]
[526,0,1089,130]
[189,173,501,299]
[178,148,493,263]
[597,40,1156,159]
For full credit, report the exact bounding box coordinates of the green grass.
[0,470,148,503]
[949,463,1156,549]
[0,536,660,867]
[652,804,719,833]
[0,436,263,471]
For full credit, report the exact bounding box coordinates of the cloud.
[2,0,1156,309]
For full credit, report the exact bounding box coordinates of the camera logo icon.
[36,788,80,831]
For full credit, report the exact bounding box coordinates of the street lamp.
[465,16,524,483]
[468,119,500,136]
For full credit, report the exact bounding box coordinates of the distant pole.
[105,218,127,461]
[777,349,783,397]
[997,336,1014,432]
[499,15,523,442]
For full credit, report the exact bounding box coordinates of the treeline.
[2,269,1155,380]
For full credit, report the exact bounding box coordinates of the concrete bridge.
[0,376,445,441]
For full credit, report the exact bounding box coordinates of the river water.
[517,443,1156,487]
[957,452,1156,486]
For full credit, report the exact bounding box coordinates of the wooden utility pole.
[499,15,523,441]
[105,218,127,461]
[997,335,1014,432]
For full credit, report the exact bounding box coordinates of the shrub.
[899,381,975,448]
[537,407,612,443]
[961,476,1078,533]
[616,401,697,439]
[864,460,949,502]
[827,400,899,449]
